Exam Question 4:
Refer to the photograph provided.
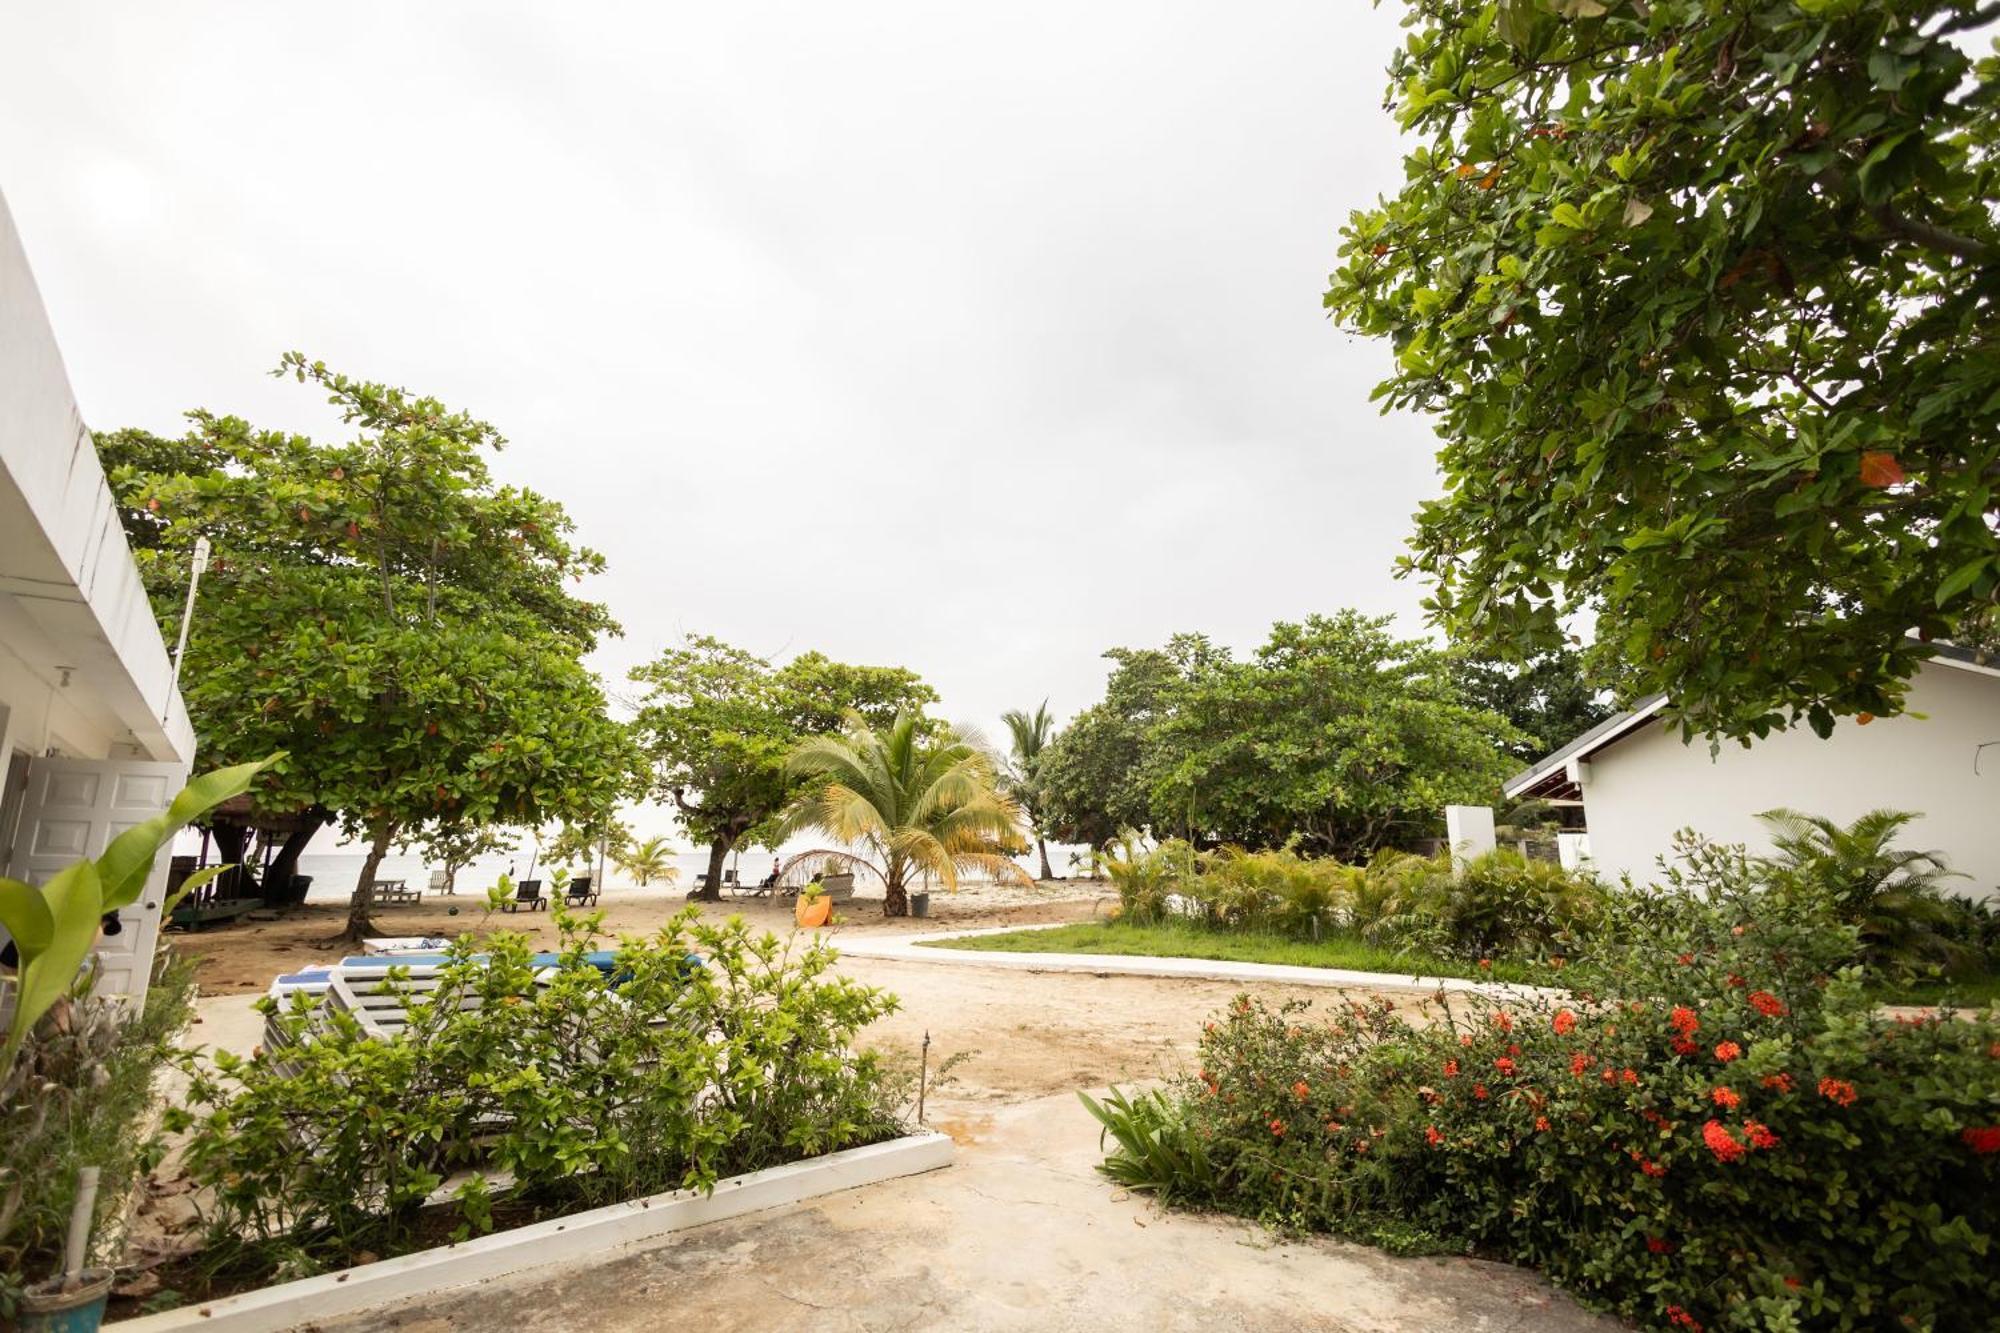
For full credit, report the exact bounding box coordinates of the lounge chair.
[501,879,547,913]
[565,875,600,907]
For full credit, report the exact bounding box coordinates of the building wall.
[1583,662,2000,897]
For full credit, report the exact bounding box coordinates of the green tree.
[1325,0,2000,741]
[542,815,632,881]
[1144,613,1523,857]
[1001,699,1057,880]
[628,637,936,901]
[614,835,680,887]
[1450,645,1617,763]
[779,712,1029,917]
[402,822,518,896]
[1036,638,1215,848]
[100,356,638,939]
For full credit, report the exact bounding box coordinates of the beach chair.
[374,878,421,906]
[428,868,452,896]
[565,875,600,907]
[501,879,547,912]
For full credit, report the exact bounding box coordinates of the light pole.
[164,536,211,723]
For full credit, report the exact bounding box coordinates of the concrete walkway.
[323,1091,1615,1333]
[833,924,1553,1000]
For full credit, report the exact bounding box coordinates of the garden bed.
[110,1131,953,1331]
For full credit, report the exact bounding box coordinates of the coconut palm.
[1001,699,1057,881]
[780,711,1030,917]
[615,834,680,888]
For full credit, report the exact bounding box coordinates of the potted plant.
[18,1166,113,1332]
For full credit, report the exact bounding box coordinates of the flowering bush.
[1087,873,2000,1330]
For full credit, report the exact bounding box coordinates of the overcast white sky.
[1,2,1443,766]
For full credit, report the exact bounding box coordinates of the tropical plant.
[1001,699,1057,880]
[629,636,935,901]
[1325,0,2000,742]
[0,757,270,1072]
[779,711,1030,916]
[166,910,901,1292]
[1758,808,1971,976]
[1095,876,2000,1331]
[615,835,680,888]
[98,358,640,939]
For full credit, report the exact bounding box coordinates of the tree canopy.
[100,355,638,935]
[1326,0,2000,741]
[1039,613,1523,858]
[1450,645,1618,762]
[627,636,936,899]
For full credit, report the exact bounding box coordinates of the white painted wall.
[1581,661,2000,896]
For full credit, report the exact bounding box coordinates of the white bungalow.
[1,190,196,1006]
[1503,648,2000,897]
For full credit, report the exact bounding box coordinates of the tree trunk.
[211,823,252,901]
[345,822,396,942]
[691,837,728,902]
[882,868,909,918]
[262,809,328,906]
[1036,837,1052,882]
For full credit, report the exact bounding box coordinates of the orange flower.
[1425,1124,1444,1147]
[1443,1059,1460,1078]
[1570,1052,1592,1076]
[1553,1009,1577,1036]
[1714,1041,1742,1063]
[1760,1073,1794,1094]
[1493,1011,1514,1033]
[1701,1119,1746,1163]
[1534,1115,1551,1132]
[1269,1118,1286,1138]
[1493,1056,1517,1076]
[1711,1085,1741,1110]
[1669,1006,1699,1036]
[1473,1083,1490,1100]
[1744,1120,1780,1150]
[1292,1081,1310,1101]
[1748,990,1787,1018]
[1816,1077,1858,1107]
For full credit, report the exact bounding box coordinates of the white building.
[1504,649,2000,897]
[1,190,196,1006]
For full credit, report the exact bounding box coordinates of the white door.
[5,757,190,1008]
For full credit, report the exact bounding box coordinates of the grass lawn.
[917,920,1543,985]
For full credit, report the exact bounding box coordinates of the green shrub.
[1092,854,2000,1331]
[168,908,902,1284]
[0,953,196,1319]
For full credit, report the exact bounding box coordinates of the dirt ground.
[166,882,1116,997]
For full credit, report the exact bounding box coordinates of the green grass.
[1873,974,2000,1007]
[918,920,1541,984]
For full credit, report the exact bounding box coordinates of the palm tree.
[1757,808,1967,972]
[780,711,1030,917]
[1002,699,1056,881]
[615,835,680,888]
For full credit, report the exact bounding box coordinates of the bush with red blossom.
[1087,860,2000,1331]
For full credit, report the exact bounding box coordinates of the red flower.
[1669,1006,1699,1036]
[1292,1081,1310,1101]
[1702,1119,1746,1163]
[1552,1009,1577,1036]
[1477,957,1493,970]
[1676,953,1695,966]
[1671,1036,1699,1057]
[1646,1235,1676,1254]
[1665,1305,1704,1332]
[1748,990,1787,1017]
[1744,1120,1779,1150]
[1269,1118,1286,1138]
[1493,1011,1515,1033]
[1493,1057,1517,1076]
[1458,1033,1474,1048]
[1425,1124,1444,1147]
[1711,1085,1740,1109]
[1714,1041,1742,1063]
[1473,1083,1490,1101]
[1960,1126,2000,1155]
[1601,1068,1616,1085]
[1783,1276,1802,1291]
[1570,1052,1592,1076]
[1726,973,1746,989]
[1443,1059,1459,1078]
[1534,1115,1550,1132]
[1816,1077,1858,1107]
[1760,1073,1794,1094]
[1621,1068,1638,1086]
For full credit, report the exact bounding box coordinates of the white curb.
[836,925,1556,1000]
[111,1132,954,1332]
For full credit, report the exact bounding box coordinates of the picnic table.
[374,879,422,906]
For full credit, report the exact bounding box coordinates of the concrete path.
[321,1091,1615,1333]
[833,924,1553,1000]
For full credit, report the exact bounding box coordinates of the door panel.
[6,756,190,1007]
